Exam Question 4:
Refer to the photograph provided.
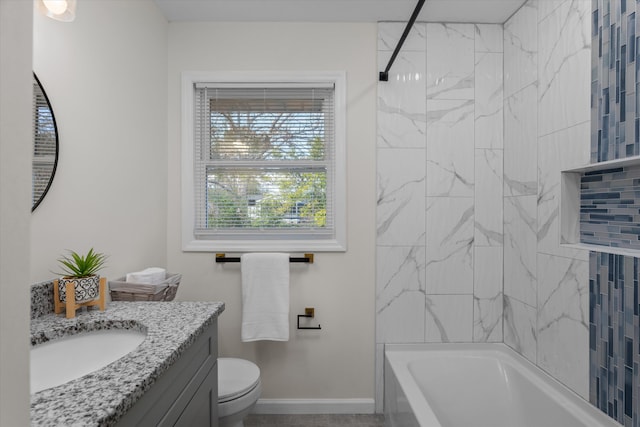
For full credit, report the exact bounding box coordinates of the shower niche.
[561,155,640,256]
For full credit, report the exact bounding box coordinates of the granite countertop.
[30,301,225,427]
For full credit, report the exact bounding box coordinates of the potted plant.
[55,248,108,303]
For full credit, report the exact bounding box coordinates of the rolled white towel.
[126,267,166,285]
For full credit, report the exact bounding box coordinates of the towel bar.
[215,253,314,264]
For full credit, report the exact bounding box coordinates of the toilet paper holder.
[297,307,321,330]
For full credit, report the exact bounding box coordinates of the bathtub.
[384,343,618,427]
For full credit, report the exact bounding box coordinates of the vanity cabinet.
[116,319,218,427]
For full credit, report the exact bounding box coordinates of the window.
[181,72,346,252]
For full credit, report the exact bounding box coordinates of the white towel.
[126,267,166,285]
[241,253,290,342]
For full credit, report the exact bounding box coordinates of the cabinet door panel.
[174,364,218,427]
[116,319,218,427]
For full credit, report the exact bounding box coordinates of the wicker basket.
[109,273,181,302]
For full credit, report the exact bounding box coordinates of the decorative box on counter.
[109,273,181,301]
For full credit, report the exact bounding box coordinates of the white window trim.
[181,71,347,252]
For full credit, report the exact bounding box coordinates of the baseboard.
[251,398,376,414]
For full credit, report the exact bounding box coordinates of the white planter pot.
[58,275,101,303]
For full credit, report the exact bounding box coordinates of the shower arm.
[379,0,426,82]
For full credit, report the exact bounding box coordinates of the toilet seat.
[218,358,261,403]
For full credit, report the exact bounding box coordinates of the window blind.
[193,84,335,240]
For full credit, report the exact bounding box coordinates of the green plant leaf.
[54,248,108,278]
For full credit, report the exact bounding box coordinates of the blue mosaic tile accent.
[591,2,640,426]
[592,0,640,163]
[580,164,640,251]
[590,252,640,427]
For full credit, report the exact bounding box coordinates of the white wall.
[503,0,591,398]
[167,22,378,403]
[31,0,168,283]
[31,4,377,409]
[0,1,32,424]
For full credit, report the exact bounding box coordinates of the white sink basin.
[30,329,146,393]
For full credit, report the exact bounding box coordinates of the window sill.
[182,238,346,253]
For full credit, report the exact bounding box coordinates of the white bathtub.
[384,343,618,427]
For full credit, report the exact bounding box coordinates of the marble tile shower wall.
[374,0,592,412]
[375,21,504,411]
[502,0,591,401]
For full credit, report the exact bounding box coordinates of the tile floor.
[244,414,385,426]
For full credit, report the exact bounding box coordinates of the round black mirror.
[32,73,59,212]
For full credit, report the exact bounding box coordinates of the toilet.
[218,358,262,427]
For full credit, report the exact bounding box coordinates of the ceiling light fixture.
[38,0,77,22]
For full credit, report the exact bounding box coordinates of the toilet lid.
[218,358,261,403]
